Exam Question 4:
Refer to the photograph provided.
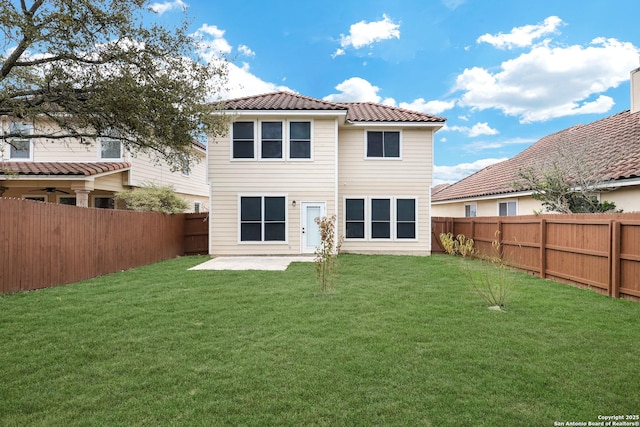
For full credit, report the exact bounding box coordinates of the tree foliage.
[114,184,188,214]
[513,138,620,214]
[0,0,228,169]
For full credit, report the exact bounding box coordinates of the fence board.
[0,198,186,294]
[432,214,640,301]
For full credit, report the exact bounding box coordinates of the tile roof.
[223,91,347,112]
[0,162,131,176]
[339,102,446,123]
[432,110,640,202]
[222,91,446,123]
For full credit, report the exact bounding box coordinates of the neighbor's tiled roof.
[0,162,131,176]
[222,91,446,123]
[432,110,640,202]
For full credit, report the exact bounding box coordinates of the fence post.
[540,218,546,279]
[610,220,620,298]
[497,219,503,260]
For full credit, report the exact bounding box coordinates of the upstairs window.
[366,131,400,158]
[232,121,255,159]
[100,138,122,160]
[8,122,33,160]
[289,121,311,159]
[260,122,283,159]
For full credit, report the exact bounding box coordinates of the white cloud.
[455,37,639,122]
[333,14,400,57]
[238,44,255,57]
[442,0,466,10]
[434,158,507,184]
[222,61,292,99]
[462,137,536,152]
[192,24,232,61]
[444,122,499,137]
[149,0,187,15]
[323,77,382,102]
[398,98,455,115]
[477,16,563,50]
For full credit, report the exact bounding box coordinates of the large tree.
[513,138,619,214]
[1,0,228,169]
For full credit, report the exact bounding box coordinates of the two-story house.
[208,92,446,256]
[0,118,209,212]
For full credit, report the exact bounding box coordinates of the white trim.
[497,199,518,216]
[300,201,326,254]
[464,202,477,217]
[343,196,418,242]
[346,121,444,129]
[258,120,284,161]
[287,120,314,161]
[431,190,534,204]
[237,194,289,244]
[334,118,339,237]
[363,129,402,160]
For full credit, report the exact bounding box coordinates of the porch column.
[75,189,90,207]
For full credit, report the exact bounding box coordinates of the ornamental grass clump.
[439,231,513,310]
[314,215,343,292]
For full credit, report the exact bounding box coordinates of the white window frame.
[8,122,34,161]
[230,121,257,161]
[99,137,123,161]
[344,196,418,241]
[498,200,517,216]
[364,130,402,160]
[259,121,284,161]
[287,120,313,161]
[464,203,477,217]
[237,194,288,244]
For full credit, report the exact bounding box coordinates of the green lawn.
[1,254,639,426]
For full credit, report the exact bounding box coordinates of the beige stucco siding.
[605,186,640,212]
[338,127,433,255]
[432,195,544,217]
[208,117,337,255]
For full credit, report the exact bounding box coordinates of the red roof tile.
[339,102,446,123]
[224,91,347,112]
[0,162,131,176]
[222,91,446,123]
[432,110,640,202]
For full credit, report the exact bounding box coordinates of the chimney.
[632,66,640,114]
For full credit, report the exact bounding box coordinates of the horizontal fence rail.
[0,198,192,294]
[432,213,640,301]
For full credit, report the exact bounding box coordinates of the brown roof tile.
[0,162,131,176]
[339,102,446,123]
[432,110,640,202]
[222,91,446,123]
[223,91,347,112]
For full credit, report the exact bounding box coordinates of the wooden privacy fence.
[0,198,188,294]
[432,214,640,300]
[184,212,209,255]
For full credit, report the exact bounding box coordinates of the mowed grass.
[1,254,639,426]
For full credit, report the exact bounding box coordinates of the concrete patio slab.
[188,256,314,271]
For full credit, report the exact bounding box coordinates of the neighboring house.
[0,119,208,212]
[432,67,640,217]
[208,91,446,256]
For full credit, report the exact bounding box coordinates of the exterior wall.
[432,195,543,217]
[208,116,338,255]
[1,118,208,211]
[606,186,640,213]
[338,126,433,255]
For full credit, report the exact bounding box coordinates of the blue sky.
[150,0,640,185]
